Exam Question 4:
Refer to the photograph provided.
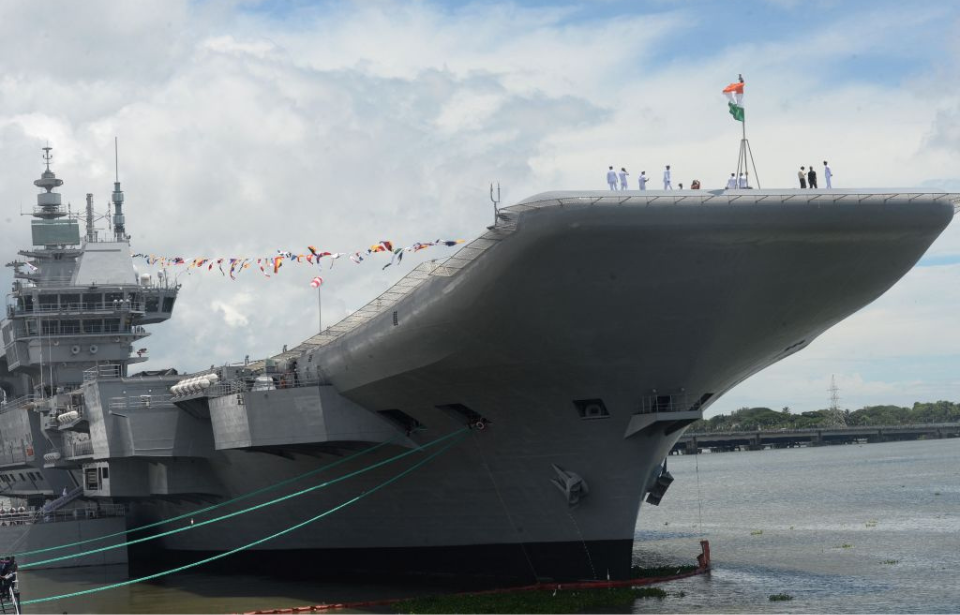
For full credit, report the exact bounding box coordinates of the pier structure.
[673,423,960,454]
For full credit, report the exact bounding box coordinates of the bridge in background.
[673,423,960,454]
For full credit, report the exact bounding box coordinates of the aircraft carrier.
[1,148,955,580]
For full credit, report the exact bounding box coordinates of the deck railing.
[108,393,174,411]
[83,364,123,382]
[66,439,94,458]
[0,394,42,415]
[0,503,127,526]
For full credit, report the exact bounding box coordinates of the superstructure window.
[162,297,175,312]
[61,294,80,309]
[82,293,102,310]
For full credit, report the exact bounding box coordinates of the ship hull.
[132,192,954,581]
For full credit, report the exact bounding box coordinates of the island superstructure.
[1,148,178,505]
[1,148,955,580]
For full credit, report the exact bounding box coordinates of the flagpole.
[732,73,760,189]
[318,285,322,333]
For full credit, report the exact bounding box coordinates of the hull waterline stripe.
[21,429,466,568]
[21,434,468,606]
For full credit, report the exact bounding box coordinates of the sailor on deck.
[738,173,748,188]
[606,166,617,191]
[663,165,672,190]
[726,173,737,189]
[824,161,833,188]
[638,171,648,190]
[618,167,629,190]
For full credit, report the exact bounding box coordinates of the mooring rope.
[12,432,410,559]
[20,429,466,569]
[471,435,541,582]
[21,433,467,606]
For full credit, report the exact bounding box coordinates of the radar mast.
[112,137,126,241]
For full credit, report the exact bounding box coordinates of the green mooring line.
[13,432,410,559]
[21,428,466,568]
[21,434,467,606]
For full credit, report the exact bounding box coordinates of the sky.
[0,0,958,417]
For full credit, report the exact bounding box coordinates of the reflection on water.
[15,438,960,614]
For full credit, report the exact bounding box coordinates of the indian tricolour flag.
[722,81,744,122]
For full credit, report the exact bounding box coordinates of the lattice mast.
[826,375,847,427]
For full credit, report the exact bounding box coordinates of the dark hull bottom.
[134,539,634,582]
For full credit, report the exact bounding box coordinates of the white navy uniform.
[607,169,617,191]
[737,174,748,188]
[638,174,648,190]
[663,168,672,190]
[726,176,737,189]
[618,170,629,190]
[824,164,833,188]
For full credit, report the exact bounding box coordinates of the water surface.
[16,438,960,613]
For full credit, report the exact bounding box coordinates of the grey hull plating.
[133,191,954,580]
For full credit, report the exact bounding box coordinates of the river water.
[15,438,960,614]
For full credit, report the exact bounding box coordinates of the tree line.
[691,401,960,432]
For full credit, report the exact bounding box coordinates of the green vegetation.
[750,529,763,535]
[394,587,667,614]
[769,593,794,602]
[690,400,960,432]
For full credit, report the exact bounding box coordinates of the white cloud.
[0,1,957,414]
